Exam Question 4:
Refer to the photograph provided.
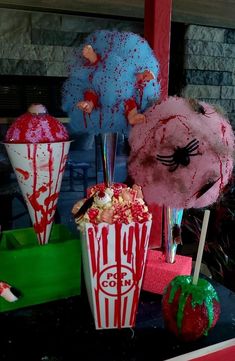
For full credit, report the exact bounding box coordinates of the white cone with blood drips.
[4,104,70,245]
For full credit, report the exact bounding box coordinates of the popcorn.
[73,183,152,229]
[94,190,112,207]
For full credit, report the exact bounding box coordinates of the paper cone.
[4,141,71,245]
[163,206,184,263]
[81,221,152,329]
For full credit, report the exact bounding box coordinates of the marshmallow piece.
[94,190,112,207]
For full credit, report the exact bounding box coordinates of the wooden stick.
[192,210,210,285]
[144,0,173,249]
[144,0,172,100]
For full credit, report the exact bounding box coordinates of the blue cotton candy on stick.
[62,30,160,135]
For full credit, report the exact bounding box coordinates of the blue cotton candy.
[62,30,160,135]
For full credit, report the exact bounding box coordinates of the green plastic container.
[0,224,81,312]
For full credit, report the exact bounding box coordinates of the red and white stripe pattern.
[82,221,152,329]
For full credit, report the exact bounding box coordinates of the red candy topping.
[74,183,151,226]
[5,104,69,143]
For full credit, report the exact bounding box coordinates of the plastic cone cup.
[5,141,71,245]
[81,220,152,329]
[99,132,117,187]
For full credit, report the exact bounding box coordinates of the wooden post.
[144,0,173,248]
[144,0,172,100]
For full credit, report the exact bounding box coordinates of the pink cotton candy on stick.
[128,96,235,209]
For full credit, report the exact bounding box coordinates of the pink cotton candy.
[128,96,235,208]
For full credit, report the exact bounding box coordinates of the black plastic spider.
[188,98,215,117]
[156,138,200,172]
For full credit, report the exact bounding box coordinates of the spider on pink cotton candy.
[128,96,235,209]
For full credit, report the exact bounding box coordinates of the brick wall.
[181,24,235,130]
[0,9,235,130]
[0,9,143,77]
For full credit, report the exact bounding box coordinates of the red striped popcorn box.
[81,220,152,329]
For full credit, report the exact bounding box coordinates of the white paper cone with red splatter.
[5,141,70,245]
[82,221,152,329]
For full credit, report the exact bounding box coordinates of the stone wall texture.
[0,10,235,129]
[0,9,143,77]
[182,24,235,130]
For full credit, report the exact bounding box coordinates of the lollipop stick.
[192,210,210,285]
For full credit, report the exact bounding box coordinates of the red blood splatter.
[159,115,178,124]
[88,227,97,277]
[160,127,166,144]
[44,192,59,206]
[15,167,30,180]
[114,223,122,328]
[26,143,67,244]
[94,226,102,328]
[221,124,226,138]
[102,226,109,265]
[127,226,134,263]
